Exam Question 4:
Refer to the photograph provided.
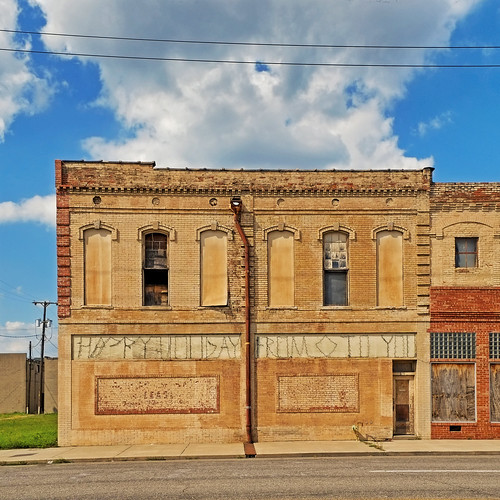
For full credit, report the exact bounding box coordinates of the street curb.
[3,449,500,466]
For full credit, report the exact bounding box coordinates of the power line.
[0,278,37,301]
[1,46,500,68]
[2,28,500,50]
[0,334,38,338]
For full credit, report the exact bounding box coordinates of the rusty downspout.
[230,197,255,457]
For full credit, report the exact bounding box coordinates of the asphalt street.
[1,455,500,499]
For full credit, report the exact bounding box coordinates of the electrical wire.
[2,28,500,50]
[0,334,38,338]
[0,278,37,302]
[1,46,500,68]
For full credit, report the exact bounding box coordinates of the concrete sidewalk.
[2,439,500,465]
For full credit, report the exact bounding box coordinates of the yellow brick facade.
[57,161,433,445]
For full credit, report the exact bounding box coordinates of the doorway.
[393,376,414,435]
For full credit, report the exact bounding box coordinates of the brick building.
[55,160,498,446]
[429,183,500,439]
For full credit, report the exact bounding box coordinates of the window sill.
[455,267,479,273]
[143,306,172,310]
[81,305,114,310]
[266,306,298,310]
[197,305,230,309]
[320,305,352,310]
[373,306,407,310]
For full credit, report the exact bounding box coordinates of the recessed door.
[393,376,414,435]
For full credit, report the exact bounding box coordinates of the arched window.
[143,233,169,306]
[84,228,112,305]
[200,230,228,306]
[268,230,294,307]
[376,230,403,306]
[323,231,348,306]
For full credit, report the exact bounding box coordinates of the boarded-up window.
[323,231,348,306]
[84,228,111,305]
[200,230,228,306]
[143,233,168,306]
[432,363,475,422]
[490,364,500,422]
[268,230,294,307]
[377,230,403,307]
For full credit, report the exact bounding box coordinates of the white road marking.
[371,470,500,473]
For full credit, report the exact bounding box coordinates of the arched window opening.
[377,230,403,307]
[323,231,348,306]
[200,230,228,306]
[84,228,112,305]
[268,230,294,307]
[143,233,168,306]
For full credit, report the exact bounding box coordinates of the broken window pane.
[323,232,348,306]
[455,237,478,268]
[143,233,168,306]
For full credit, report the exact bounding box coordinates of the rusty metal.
[230,196,253,449]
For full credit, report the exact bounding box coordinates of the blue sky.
[0,0,499,357]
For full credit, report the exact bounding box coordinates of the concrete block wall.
[0,353,26,413]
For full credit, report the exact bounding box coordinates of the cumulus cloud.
[0,194,56,227]
[0,321,58,356]
[417,111,454,137]
[0,0,53,141]
[32,0,480,169]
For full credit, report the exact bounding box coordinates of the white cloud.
[0,0,53,141]
[417,111,454,137]
[31,0,480,169]
[0,194,56,227]
[0,321,58,357]
[0,322,35,354]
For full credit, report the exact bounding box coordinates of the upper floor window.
[455,237,478,268]
[268,230,294,307]
[143,233,168,306]
[323,231,348,306]
[84,228,112,306]
[200,230,228,306]
[376,230,403,307]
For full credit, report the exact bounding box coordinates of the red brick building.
[430,184,500,439]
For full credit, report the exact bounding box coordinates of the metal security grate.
[431,332,476,359]
[490,332,500,359]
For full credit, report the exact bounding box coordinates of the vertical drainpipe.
[230,196,256,457]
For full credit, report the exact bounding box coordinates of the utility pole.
[27,341,32,414]
[33,301,57,414]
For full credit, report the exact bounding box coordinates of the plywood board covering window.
[84,228,111,305]
[490,364,500,422]
[268,230,294,307]
[432,363,476,422]
[200,230,228,306]
[377,230,403,307]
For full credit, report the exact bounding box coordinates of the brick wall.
[56,161,432,445]
[430,182,500,439]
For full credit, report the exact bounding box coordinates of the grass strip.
[0,413,57,449]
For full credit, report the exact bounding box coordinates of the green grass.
[0,413,57,449]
